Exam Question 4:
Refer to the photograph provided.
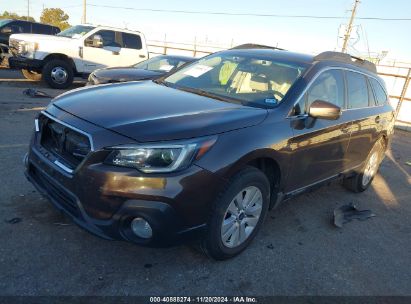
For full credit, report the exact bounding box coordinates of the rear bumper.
[8,56,43,71]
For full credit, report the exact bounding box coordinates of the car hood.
[93,68,163,82]
[51,81,267,142]
[9,33,71,43]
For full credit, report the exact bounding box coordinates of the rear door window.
[121,33,142,50]
[32,23,53,34]
[369,78,388,106]
[346,71,369,109]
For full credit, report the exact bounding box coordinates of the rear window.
[346,71,369,109]
[122,33,142,50]
[370,78,388,106]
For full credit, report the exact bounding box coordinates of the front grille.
[9,39,20,56]
[30,165,80,217]
[39,115,91,171]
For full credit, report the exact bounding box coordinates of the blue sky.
[2,0,410,62]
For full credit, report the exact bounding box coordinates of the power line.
[87,3,411,21]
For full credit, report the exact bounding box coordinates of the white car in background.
[8,24,148,88]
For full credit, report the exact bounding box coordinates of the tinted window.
[32,23,55,34]
[8,22,24,34]
[307,70,345,109]
[94,30,120,47]
[346,71,369,109]
[122,33,142,50]
[370,78,388,106]
[18,21,31,32]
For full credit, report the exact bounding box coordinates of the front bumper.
[24,142,221,246]
[8,56,43,71]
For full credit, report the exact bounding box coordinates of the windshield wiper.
[174,85,243,105]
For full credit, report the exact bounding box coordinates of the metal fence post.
[396,68,411,119]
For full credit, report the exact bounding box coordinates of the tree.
[0,11,35,22]
[40,8,70,31]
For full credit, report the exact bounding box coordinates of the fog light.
[130,217,153,239]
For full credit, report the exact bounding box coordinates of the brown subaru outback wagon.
[25,45,395,259]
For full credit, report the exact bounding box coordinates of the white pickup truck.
[8,24,148,88]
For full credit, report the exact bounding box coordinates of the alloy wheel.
[220,186,263,248]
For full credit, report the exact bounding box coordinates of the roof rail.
[230,43,286,51]
[314,51,377,73]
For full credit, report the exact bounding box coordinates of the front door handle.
[139,55,146,58]
[112,51,120,55]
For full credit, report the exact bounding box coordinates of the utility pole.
[82,0,87,24]
[27,0,30,21]
[341,0,360,53]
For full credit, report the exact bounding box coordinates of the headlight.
[18,41,38,55]
[104,137,217,173]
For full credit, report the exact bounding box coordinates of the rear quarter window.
[122,33,142,50]
[346,71,369,109]
[370,78,388,106]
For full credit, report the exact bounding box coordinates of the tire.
[343,139,385,193]
[201,167,270,260]
[42,59,74,89]
[22,69,42,81]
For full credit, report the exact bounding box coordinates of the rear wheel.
[201,167,270,260]
[42,59,74,89]
[343,139,385,192]
[22,69,42,81]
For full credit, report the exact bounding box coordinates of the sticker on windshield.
[183,65,213,78]
[159,64,174,71]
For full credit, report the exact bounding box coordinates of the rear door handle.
[139,55,146,58]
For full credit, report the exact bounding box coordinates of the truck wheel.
[42,59,74,89]
[22,69,42,81]
[201,167,270,260]
[343,139,385,193]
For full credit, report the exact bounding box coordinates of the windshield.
[164,51,308,107]
[0,19,11,27]
[134,56,191,73]
[57,25,95,38]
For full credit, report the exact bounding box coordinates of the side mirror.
[85,34,103,48]
[308,100,341,120]
[1,27,13,34]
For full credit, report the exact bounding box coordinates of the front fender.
[195,120,293,190]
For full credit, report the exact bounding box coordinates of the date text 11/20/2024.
[149,296,257,303]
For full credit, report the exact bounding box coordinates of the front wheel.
[42,59,74,89]
[343,139,385,192]
[201,167,270,260]
[22,69,42,81]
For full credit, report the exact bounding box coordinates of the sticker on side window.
[183,65,213,78]
[159,64,174,71]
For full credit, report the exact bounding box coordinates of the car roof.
[222,48,314,65]
[6,19,59,28]
[222,47,377,75]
